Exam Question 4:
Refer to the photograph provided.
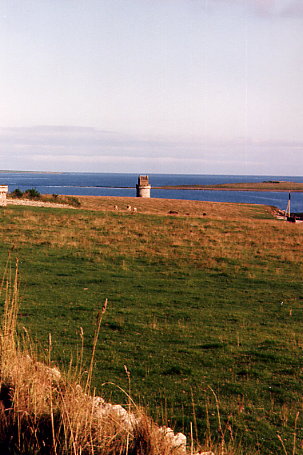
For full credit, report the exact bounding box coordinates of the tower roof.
[138,175,149,185]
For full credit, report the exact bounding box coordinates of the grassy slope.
[0,198,302,453]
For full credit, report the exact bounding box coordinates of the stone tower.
[0,186,8,206]
[136,175,151,198]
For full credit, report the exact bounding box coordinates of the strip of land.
[154,181,303,192]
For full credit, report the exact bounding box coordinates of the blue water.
[1,172,303,212]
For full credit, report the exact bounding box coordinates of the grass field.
[0,197,302,454]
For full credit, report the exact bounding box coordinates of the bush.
[66,196,81,207]
[24,188,41,200]
[10,189,24,198]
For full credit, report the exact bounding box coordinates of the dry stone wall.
[0,185,8,206]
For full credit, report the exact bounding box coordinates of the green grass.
[0,203,303,453]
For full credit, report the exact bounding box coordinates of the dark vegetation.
[0,199,302,453]
[9,188,81,207]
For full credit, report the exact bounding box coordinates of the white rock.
[112,404,138,428]
[159,426,187,453]
[25,355,61,381]
[93,398,187,451]
[92,397,137,430]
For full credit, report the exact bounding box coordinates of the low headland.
[154,180,303,192]
[0,194,302,454]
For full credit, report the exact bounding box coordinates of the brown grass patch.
[2,197,303,277]
[76,195,273,219]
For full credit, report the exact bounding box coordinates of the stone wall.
[0,186,8,206]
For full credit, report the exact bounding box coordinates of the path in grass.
[7,198,76,209]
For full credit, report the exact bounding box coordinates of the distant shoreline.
[154,181,303,193]
[0,170,62,174]
[154,187,303,193]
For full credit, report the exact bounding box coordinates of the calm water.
[1,172,303,212]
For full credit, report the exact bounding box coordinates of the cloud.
[0,125,302,174]
[248,0,276,16]
[280,1,303,17]
[252,0,303,18]
[202,0,303,18]
[202,0,274,12]
[0,125,209,160]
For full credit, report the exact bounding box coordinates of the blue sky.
[0,0,302,174]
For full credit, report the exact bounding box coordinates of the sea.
[1,172,303,213]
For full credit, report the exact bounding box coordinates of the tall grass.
[0,260,186,454]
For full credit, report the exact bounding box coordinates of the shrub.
[24,188,41,199]
[66,196,81,207]
[10,188,24,198]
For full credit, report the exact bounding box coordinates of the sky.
[0,0,302,175]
